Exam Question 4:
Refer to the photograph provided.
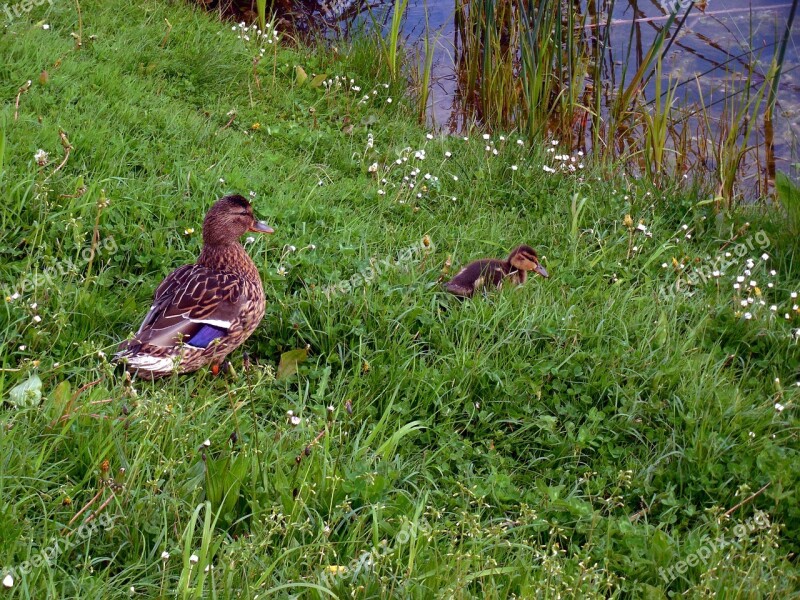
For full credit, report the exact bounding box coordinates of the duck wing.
[124,264,246,350]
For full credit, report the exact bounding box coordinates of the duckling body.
[445,245,548,298]
[116,194,273,379]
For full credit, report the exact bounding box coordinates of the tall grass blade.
[256,0,267,32]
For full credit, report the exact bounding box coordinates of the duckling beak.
[250,221,274,234]
[534,263,549,278]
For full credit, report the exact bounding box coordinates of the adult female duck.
[116,194,273,379]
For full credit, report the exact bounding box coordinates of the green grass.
[1,1,800,597]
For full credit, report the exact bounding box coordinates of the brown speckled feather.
[127,265,246,348]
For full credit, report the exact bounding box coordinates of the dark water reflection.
[328,0,799,199]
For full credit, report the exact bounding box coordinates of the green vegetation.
[1,0,799,597]
[451,0,794,205]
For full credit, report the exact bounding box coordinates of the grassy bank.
[1,1,799,597]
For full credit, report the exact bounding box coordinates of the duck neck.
[198,241,258,279]
[506,259,527,285]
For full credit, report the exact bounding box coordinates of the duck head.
[508,245,549,278]
[202,194,274,245]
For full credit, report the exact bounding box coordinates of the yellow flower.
[623,214,633,228]
[325,565,347,575]
[251,122,261,130]
[754,287,762,297]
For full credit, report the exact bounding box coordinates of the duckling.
[445,245,549,298]
[115,194,274,379]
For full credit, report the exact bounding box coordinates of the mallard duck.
[116,194,274,379]
[445,245,549,298]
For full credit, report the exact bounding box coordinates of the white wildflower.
[34,149,49,166]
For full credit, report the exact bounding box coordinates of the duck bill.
[534,264,549,278]
[250,221,274,234]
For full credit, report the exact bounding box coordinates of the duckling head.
[509,245,549,278]
[203,194,274,245]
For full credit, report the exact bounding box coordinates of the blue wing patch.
[187,324,227,348]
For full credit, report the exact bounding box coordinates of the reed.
[256,0,268,32]
[640,59,678,186]
[370,0,409,82]
[711,65,772,209]
[415,5,436,124]
[611,4,684,126]
[453,0,591,141]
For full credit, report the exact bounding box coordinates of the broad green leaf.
[310,73,327,88]
[294,65,307,86]
[8,373,42,408]
[277,347,309,380]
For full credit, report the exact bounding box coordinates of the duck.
[445,244,549,298]
[115,194,274,379]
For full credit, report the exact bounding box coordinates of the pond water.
[326,0,799,198]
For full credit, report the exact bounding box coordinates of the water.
[325,0,799,198]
